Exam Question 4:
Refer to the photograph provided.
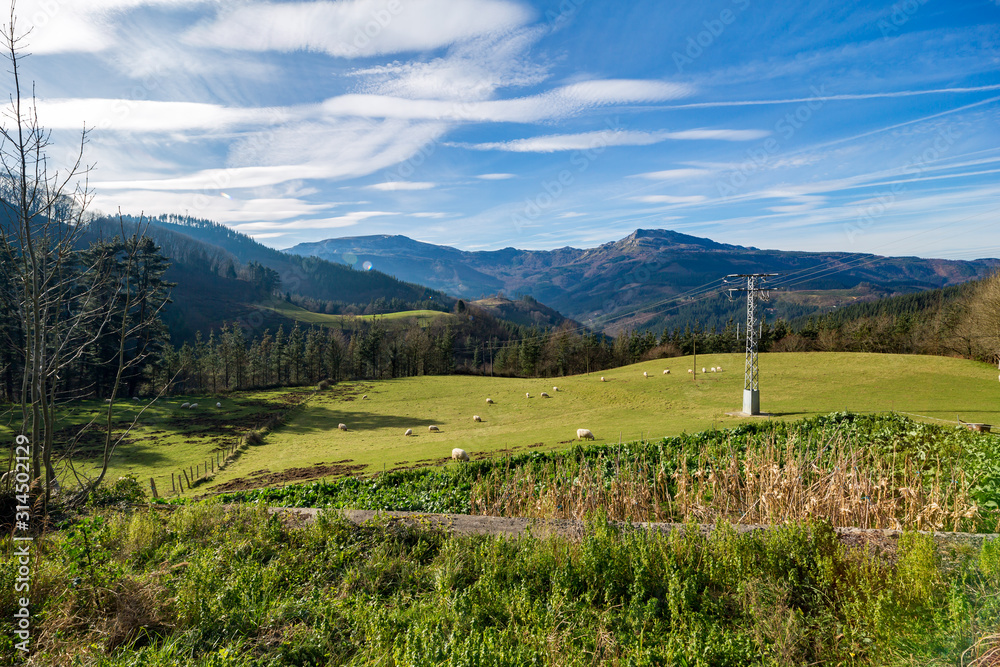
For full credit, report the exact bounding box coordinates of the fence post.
[171,472,175,493]
[183,468,191,490]
[149,477,158,499]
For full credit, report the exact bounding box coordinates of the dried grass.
[471,433,980,531]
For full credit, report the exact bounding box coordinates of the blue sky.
[12,0,1000,258]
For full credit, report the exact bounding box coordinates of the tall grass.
[472,423,984,532]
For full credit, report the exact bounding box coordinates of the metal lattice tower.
[724,273,778,415]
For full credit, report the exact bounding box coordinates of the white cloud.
[631,195,707,204]
[95,118,449,191]
[352,28,548,101]
[234,211,397,231]
[367,181,436,191]
[635,169,710,180]
[184,0,533,58]
[18,0,205,54]
[321,79,692,122]
[458,130,670,152]
[456,127,765,152]
[556,212,585,218]
[477,173,517,180]
[28,98,291,132]
[90,189,336,223]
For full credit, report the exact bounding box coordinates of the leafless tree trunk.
[0,5,170,508]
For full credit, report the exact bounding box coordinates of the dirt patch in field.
[211,459,366,492]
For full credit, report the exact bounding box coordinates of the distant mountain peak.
[611,228,731,251]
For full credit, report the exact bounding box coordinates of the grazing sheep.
[711,367,717,372]
[473,415,482,422]
[600,376,606,382]
[701,367,706,373]
[553,386,559,392]
[362,395,368,399]
[180,402,190,408]
[429,425,440,432]
[663,369,670,374]
[687,369,693,374]
[104,398,112,403]
[540,392,550,398]
[404,428,413,436]
[486,398,494,404]
[717,366,722,372]
[132,396,140,401]
[526,392,531,398]
[216,402,222,408]
[189,403,198,409]
[338,423,347,431]
[643,371,648,378]
[452,448,470,462]
[576,428,595,441]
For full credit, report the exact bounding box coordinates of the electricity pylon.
[724,273,779,415]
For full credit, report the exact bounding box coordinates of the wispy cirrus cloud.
[476,173,517,180]
[367,181,437,191]
[183,0,534,58]
[455,127,766,152]
[322,79,693,122]
[635,169,711,180]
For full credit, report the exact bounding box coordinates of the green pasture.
[0,389,304,497]
[200,351,1000,493]
[260,300,452,327]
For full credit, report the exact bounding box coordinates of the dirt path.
[267,507,998,551]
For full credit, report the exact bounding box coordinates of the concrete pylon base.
[743,389,760,416]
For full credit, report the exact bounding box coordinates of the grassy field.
[0,389,309,498]
[200,351,1000,494]
[3,351,997,497]
[261,300,452,327]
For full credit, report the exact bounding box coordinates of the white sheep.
[717,366,723,372]
[643,371,648,378]
[711,367,717,372]
[189,403,198,409]
[216,402,222,408]
[473,415,482,422]
[526,392,531,398]
[452,448,470,462]
[553,386,559,392]
[404,428,413,436]
[576,428,595,441]
[540,392,550,398]
[104,398,112,403]
[486,398,494,404]
[338,423,347,431]
[600,377,606,382]
[429,425,440,432]
[180,402,190,408]
[132,396,140,401]
[687,369,693,374]
[663,369,670,375]
[701,368,706,373]
[362,395,368,399]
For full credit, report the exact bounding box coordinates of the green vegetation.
[261,300,453,327]
[202,352,1000,493]
[221,412,999,534]
[2,503,998,665]
[0,388,310,499]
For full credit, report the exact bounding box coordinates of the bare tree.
[966,270,1000,368]
[0,6,171,506]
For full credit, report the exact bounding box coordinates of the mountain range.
[284,229,1000,333]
